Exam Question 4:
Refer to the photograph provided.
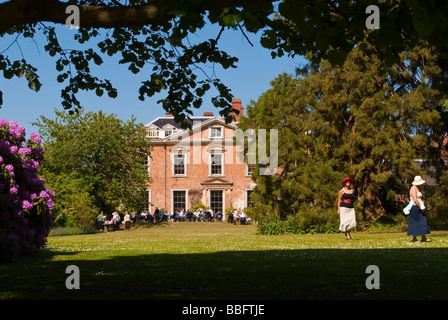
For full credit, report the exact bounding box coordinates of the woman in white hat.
[407,176,431,242]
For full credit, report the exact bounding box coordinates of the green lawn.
[1,222,448,300]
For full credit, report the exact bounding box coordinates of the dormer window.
[147,126,160,138]
[162,124,176,139]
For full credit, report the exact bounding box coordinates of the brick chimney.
[230,98,244,122]
[203,111,214,117]
[165,111,174,117]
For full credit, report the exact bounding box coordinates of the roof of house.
[146,116,218,129]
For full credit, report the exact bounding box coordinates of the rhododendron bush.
[0,119,54,261]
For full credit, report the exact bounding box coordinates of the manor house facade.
[144,99,257,215]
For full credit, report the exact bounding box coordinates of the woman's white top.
[412,189,424,208]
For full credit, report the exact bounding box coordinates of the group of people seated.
[97,207,252,231]
[97,211,123,231]
[132,207,251,224]
[226,210,250,225]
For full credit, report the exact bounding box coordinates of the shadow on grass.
[2,246,448,300]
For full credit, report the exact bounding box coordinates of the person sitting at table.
[178,209,185,222]
[240,211,247,225]
[97,211,104,231]
[155,209,163,223]
[145,210,154,223]
[227,211,234,223]
[236,211,241,224]
[131,212,137,223]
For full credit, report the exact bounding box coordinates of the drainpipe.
[164,144,167,211]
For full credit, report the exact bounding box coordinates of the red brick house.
[144,99,256,215]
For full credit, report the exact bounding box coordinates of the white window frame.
[209,151,224,176]
[246,163,257,177]
[172,152,187,177]
[208,189,225,214]
[147,125,160,138]
[171,189,189,214]
[209,126,223,139]
[148,129,159,138]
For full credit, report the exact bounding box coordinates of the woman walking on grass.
[408,176,431,242]
[338,177,357,240]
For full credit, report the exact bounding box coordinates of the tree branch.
[0,0,170,34]
[0,0,277,34]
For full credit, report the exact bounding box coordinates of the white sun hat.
[412,175,426,185]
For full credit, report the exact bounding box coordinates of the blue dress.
[407,205,430,236]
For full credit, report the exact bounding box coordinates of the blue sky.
[0,22,306,135]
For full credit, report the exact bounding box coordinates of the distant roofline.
[145,116,219,127]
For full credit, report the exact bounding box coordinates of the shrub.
[191,202,210,211]
[0,120,54,261]
[48,226,97,237]
[256,207,339,235]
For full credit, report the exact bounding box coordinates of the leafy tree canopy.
[239,41,448,220]
[1,0,448,125]
[33,108,151,225]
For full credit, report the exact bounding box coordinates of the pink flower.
[30,132,42,144]
[32,160,40,169]
[5,164,14,172]
[0,119,8,127]
[9,121,18,129]
[9,187,18,195]
[18,147,32,155]
[17,126,26,135]
[46,199,55,211]
[8,127,21,139]
[22,200,34,211]
[39,190,48,199]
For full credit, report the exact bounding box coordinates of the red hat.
[341,177,354,186]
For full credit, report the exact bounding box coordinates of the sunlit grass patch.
[1,222,448,300]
